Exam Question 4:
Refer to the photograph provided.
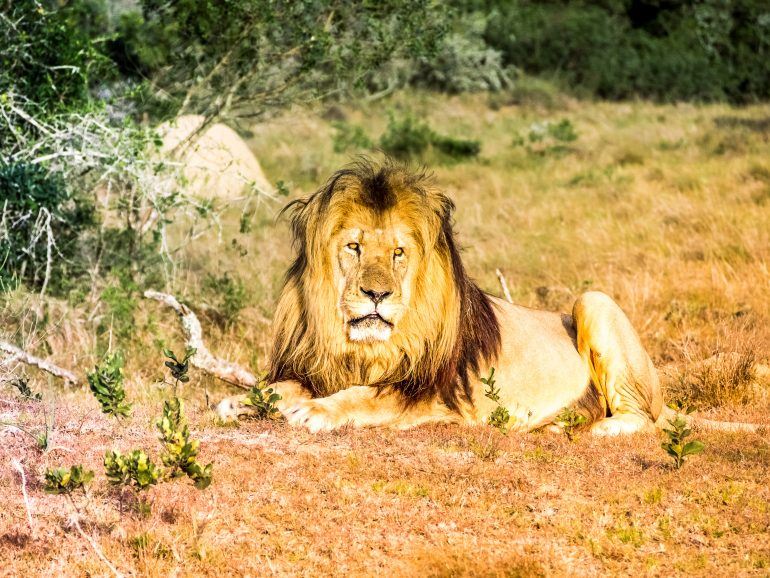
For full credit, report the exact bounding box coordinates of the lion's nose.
[360,287,392,304]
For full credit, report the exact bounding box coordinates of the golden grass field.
[1,91,770,576]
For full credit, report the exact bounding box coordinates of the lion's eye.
[346,242,360,253]
[393,247,404,257]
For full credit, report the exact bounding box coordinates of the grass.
[2,90,770,575]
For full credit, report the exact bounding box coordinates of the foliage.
[332,122,373,153]
[203,273,248,328]
[0,162,96,294]
[87,351,132,419]
[379,113,481,161]
[104,449,161,490]
[0,0,111,118]
[163,347,195,385]
[111,0,450,121]
[662,404,705,469]
[482,0,770,103]
[414,12,512,93]
[482,368,510,433]
[244,382,283,420]
[44,465,94,495]
[156,397,213,489]
[555,407,587,442]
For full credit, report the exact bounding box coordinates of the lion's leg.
[216,380,312,422]
[572,291,663,436]
[285,386,461,433]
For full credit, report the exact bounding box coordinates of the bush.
[379,113,481,161]
[415,13,512,93]
[0,162,96,293]
[482,0,770,103]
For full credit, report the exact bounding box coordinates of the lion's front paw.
[285,399,349,433]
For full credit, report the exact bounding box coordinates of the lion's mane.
[268,159,501,410]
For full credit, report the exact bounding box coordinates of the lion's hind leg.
[572,291,663,436]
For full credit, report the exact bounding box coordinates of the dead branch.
[495,268,513,304]
[0,340,80,386]
[143,290,257,390]
[12,459,36,539]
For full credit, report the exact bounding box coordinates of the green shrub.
[0,0,111,117]
[661,405,705,469]
[379,114,434,159]
[156,397,213,489]
[44,465,94,495]
[482,0,770,103]
[555,407,587,441]
[244,383,283,420]
[380,113,481,161]
[0,163,96,294]
[104,449,161,490]
[332,122,373,153]
[87,351,132,419]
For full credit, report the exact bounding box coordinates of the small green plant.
[482,368,510,433]
[157,397,213,489]
[332,121,373,153]
[163,347,196,390]
[662,404,705,469]
[244,380,283,420]
[104,450,161,490]
[44,465,94,495]
[11,377,42,401]
[555,407,588,441]
[87,350,132,419]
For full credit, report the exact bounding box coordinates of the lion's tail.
[655,406,761,433]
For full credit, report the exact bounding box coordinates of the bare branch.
[143,290,257,389]
[11,459,36,539]
[495,268,513,304]
[0,340,80,386]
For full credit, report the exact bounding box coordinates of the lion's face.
[333,216,417,343]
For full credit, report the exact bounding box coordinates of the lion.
[217,159,758,436]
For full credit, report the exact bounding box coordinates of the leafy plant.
[44,465,94,495]
[87,351,132,419]
[104,450,160,490]
[482,368,510,433]
[163,347,195,386]
[156,397,213,490]
[662,404,705,469]
[555,407,587,441]
[244,382,283,420]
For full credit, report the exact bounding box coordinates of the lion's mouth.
[349,312,393,327]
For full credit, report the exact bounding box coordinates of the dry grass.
[2,91,770,575]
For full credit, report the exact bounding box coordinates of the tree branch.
[0,340,80,386]
[143,290,257,390]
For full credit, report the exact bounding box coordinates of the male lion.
[217,159,753,435]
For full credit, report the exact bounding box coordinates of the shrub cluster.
[482,0,770,103]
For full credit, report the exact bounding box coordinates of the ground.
[1,92,769,576]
